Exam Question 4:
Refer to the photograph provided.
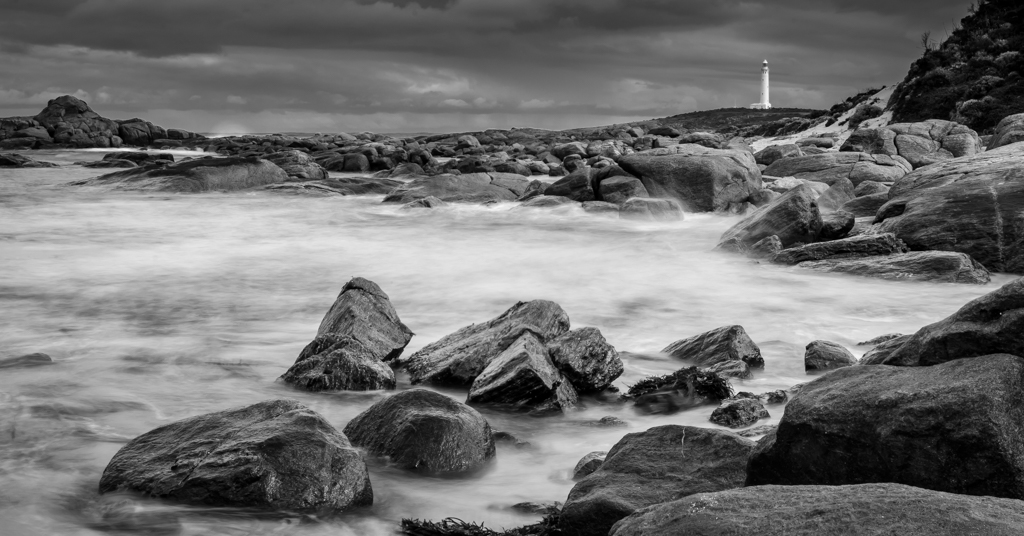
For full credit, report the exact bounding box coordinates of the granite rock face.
[618,149,762,212]
[69,157,288,192]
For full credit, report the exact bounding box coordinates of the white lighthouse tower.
[750,60,772,110]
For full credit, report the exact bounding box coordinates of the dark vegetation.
[889,0,1024,132]
[401,515,560,536]
[624,366,733,400]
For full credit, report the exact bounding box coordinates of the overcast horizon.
[0,0,976,134]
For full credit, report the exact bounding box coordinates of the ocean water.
[0,150,1009,535]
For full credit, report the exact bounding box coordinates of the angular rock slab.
[343,389,495,475]
[381,172,529,204]
[401,300,570,385]
[662,325,763,368]
[98,400,372,513]
[467,332,578,413]
[875,142,1024,273]
[547,327,623,392]
[610,483,1024,536]
[279,335,396,391]
[717,183,822,249]
[69,156,288,192]
[771,233,908,265]
[746,354,1024,499]
[796,251,991,284]
[880,277,1024,366]
[559,425,754,536]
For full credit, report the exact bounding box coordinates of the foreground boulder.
[796,251,991,284]
[280,277,412,391]
[988,113,1024,150]
[401,300,570,385]
[381,172,529,204]
[746,354,1024,499]
[98,400,372,513]
[874,142,1024,273]
[343,389,495,475]
[610,483,1024,536]
[618,150,762,212]
[69,156,288,192]
[559,425,753,536]
[662,325,763,368]
[878,277,1024,366]
[717,183,822,249]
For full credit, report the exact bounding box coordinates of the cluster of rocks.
[0,96,202,150]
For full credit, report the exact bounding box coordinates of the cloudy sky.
[0,0,975,134]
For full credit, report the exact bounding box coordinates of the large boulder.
[466,332,579,413]
[0,153,59,168]
[746,354,1024,499]
[717,183,822,249]
[771,233,909,265]
[988,113,1024,150]
[69,156,288,192]
[559,425,754,536]
[401,300,570,385]
[618,150,762,212]
[545,168,597,202]
[610,483,1024,536]
[98,400,372,513]
[796,251,990,284]
[546,327,623,392]
[841,120,983,169]
[762,152,910,186]
[662,325,763,368]
[117,118,169,147]
[381,172,529,204]
[33,95,121,148]
[753,144,801,166]
[878,277,1024,367]
[874,142,1024,273]
[804,340,856,371]
[264,150,329,181]
[279,335,396,391]
[343,389,495,475]
[599,176,649,205]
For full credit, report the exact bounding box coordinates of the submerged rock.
[265,176,403,196]
[401,300,570,386]
[69,156,288,192]
[662,325,763,368]
[796,251,991,284]
[746,354,1024,499]
[709,398,769,428]
[804,340,857,372]
[572,451,607,480]
[0,352,54,369]
[98,400,372,513]
[343,389,495,475]
[610,483,1024,536]
[401,195,448,209]
[559,425,754,536]
[618,198,684,220]
[879,277,1024,366]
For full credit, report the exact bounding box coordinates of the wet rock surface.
[662,325,763,368]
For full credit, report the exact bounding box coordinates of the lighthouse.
[750,60,772,110]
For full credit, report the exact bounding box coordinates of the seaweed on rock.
[400,514,560,536]
[623,366,733,400]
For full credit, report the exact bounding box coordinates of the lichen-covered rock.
[343,389,495,475]
[709,398,769,428]
[878,277,1024,367]
[98,400,372,513]
[610,483,1024,536]
[841,120,983,169]
[662,325,763,368]
[546,327,623,393]
[558,425,754,536]
[402,300,570,385]
[745,354,1024,499]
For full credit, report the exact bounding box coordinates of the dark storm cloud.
[0,0,977,132]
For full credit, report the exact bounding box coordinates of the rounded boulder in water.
[98,399,373,514]
[343,389,496,475]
